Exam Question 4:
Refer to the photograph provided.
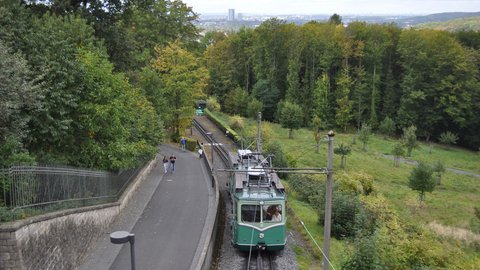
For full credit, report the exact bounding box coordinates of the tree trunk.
[289,129,293,139]
[316,142,320,153]
[419,192,425,207]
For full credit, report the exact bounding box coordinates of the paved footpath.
[79,144,213,270]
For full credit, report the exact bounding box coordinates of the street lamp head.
[328,130,335,137]
[110,231,135,244]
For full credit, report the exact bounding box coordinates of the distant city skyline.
[181,0,480,15]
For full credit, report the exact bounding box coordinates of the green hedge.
[205,109,242,144]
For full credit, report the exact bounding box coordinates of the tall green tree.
[278,101,303,139]
[122,0,199,70]
[334,143,351,168]
[358,123,372,151]
[75,48,163,170]
[22,14,99,158]
[0,41,42,142]
[402,125,419,157]
[391,143,405,167]
[397,29,473,141]
[311,116,323,153]
[408,162,436,204]
[378,116,396,139]
[252,79,280,121]
[151,40,207,137]
[312,73,330,128]
[335,68,353,131]
[252,19,292,102]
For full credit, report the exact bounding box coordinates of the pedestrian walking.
[198,143,204,158]
[169,154,176,172]
[180,137,186,152]
[162,156,169,173]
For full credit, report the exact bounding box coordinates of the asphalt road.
[79,144,212,270]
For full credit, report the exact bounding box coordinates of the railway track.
[192,118,231,167]
[246,250,274,270]
[192,117,278,270]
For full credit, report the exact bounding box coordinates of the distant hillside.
[415,16,480,31]
[396,11,480,27]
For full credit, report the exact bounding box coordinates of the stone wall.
[0,157,157,270]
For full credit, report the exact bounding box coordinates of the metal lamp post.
[205,132,214,173]
[323,130,335,270]
[110,231,136,270]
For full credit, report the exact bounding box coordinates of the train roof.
[233,169,285,192]
[236,186,285,200]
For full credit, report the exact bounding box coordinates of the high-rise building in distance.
[228,9,235,21]
[237,13,243,21]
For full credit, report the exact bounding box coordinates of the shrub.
[288,174,324,203]
[318,192,369,239]
[334,143,351,168]
[402,125,419,157]
[336,171,375,195]
[341,235,381,270]
[438,131,459,147]
[206,96,221,111]
[185,137,197,151]
[241,122,273,146]
[379,116,396,138]
[229,115,245,131]
[358,123,372,151]
[471,207,480,234]
[246,97,263,119]
[264,141,289,178]
[205,109,241,143]
[408,162,436,204]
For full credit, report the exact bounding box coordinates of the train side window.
[263,204,282,223]
[241,205,261,223]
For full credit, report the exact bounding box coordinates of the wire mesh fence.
[0,164,144,222]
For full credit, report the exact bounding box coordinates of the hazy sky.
[181,0,480,15]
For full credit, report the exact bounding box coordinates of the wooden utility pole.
[257,112,262,153]
[323,130,335,270]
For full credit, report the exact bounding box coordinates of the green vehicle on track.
[228,150,287,251]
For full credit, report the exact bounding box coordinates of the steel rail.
[192,119,231,167]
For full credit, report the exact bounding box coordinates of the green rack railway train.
[228,149,287,251]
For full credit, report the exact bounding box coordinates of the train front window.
[241,205,261,223]
[263,204,282,223]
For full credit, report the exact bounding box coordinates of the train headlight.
[259,233,264,239]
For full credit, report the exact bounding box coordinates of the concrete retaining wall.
[189,144,220,270]
[0,157,158,270]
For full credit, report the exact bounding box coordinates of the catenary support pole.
[323,130,335,270]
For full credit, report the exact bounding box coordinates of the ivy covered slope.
[209,110,480,269]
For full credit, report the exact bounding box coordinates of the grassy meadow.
[209,111,480,268]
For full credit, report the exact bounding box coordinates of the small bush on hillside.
[379,116,396,138]
[241,122,273,146]
[336,171,375,195]
[264,140,289,178]
[471,207,480,234]
[318,192,371,239]
[358,123,372,151]
[229,115,244,131]
[439,131,459,147]
[246,98,263,119]
[288,174,324,203]
[206,96,221,111]
[341,235,381,270]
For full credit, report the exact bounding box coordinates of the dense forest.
[204,18,480,151]
[1,0,480,172]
